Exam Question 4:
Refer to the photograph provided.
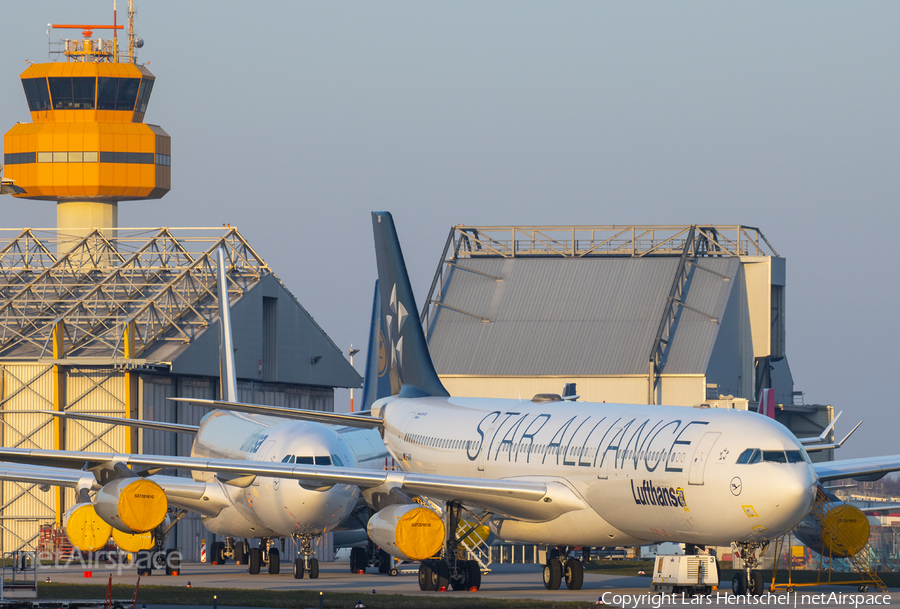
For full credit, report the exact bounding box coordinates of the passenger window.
[296,456,314,465]
[763,451,787,463]
[785,450,804,463]
[314,456,331,466]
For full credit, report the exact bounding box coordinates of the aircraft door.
[477,421,499,472]
[688,432,721,485]
[597,425,623,479]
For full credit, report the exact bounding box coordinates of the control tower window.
[136,79,154,113]
[22,78,51,111]
[116,78,140,111]
[97,77,140,111]
[49,77,96,110]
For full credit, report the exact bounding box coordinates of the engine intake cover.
[63,502,112,552]
[95,477,167,533]
[367,504,444,562]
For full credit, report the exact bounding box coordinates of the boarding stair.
[414,495,492,573]
[771,487,887,592]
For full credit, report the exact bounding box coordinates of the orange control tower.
[3,2,170,251]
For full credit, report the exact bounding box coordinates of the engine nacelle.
[63,502,112,552]
[794,503,870,558]
[366,504,445,562]
[95,477,167,534]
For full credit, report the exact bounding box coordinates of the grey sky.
[2,2,898,459]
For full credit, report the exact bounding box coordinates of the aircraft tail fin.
[756,387,776,418]
[217,246,238,403]
[371,212,449,398]
[360,280,394,410]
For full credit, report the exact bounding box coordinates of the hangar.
[0,227,361,558]
[421,224,831,448]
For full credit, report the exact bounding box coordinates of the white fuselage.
[187,410,388,539]
[372,396,817,547]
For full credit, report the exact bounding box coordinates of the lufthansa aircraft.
[0,248,390,579]
[3,214,899,595]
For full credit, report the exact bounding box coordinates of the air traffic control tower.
[3,11,170,251]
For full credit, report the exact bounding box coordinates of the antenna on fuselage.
[217,246,238,403]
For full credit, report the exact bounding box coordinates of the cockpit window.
[296,456,314,465]
[331,454,344,467]
[763,450,787,463]
[737,449,761,464]
[785,450,804,463]
[314,456,332,466]
[281,455,296,464]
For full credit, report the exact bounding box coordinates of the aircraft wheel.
[450,563,468,591]
[293,558,304,579]
[308,557,319,579]
[350,547,366,574]
[466,560,482,591]
[858,586,869,593]
[431,560,450,591]
[378,549,390,574]
[152,550,167,571]
[564,557,584,590]
[748,571,764,596]
[165,549,182,576]
[136,550,152,576]
[389,566,399,577]
[268,548,280,574]
[234,541,248,565]
[248,547,261,575]
[543,560,562,590]
[732,572,747,595]
[418,560,435,591]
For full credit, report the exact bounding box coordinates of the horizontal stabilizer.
[170,398,382,430]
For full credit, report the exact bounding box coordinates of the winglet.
[217,246,238,403]
[371,212,449,398]
[360,280,394,410]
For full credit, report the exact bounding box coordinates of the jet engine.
[94,477,167,534]
[367,504,445,561]
[793,502,870,558]
[63,502,112,552]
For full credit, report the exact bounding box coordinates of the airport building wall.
[0,229,361,557]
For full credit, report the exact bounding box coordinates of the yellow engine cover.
[112,528,154,553]
[95,477,168,533]
[821,503,870,557]
[367,504,445,562]
[63,503,112,552]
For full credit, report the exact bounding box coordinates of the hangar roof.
[0,227,360,388]
[424,225,773,377]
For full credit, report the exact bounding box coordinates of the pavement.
[35,560,899,608]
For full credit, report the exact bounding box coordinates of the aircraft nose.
[768,464,816,530]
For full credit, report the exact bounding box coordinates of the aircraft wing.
[3,411,198,435]
[0,463,98,490]
[0,447,584,522]
[813,455,900,482]
[859,504,900,514]
[170,398,382,430]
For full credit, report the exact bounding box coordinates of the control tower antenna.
[3,2,170,254]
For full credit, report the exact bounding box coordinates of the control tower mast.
[3,1,170,252]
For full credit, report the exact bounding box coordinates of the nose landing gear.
[731,541,768,596]
[292,534,320,579]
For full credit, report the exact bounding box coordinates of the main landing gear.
[731,541,767,596]
[542,546,584,591]
[292,534,320,579]
[210,537,283,575]
[416,501,485,592]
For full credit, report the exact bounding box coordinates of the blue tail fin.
[371,212,449,398]
[360,280,394,410]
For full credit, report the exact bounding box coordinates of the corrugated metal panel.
[662,258,739,374]
[430,258,691,375]
[139,374,177,458]
[0,365,55,449]
[1,479,55,552]
[65,368,126,453]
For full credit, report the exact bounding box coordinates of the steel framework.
[0,227,269,362]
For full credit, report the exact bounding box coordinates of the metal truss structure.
[0,227,269,362]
